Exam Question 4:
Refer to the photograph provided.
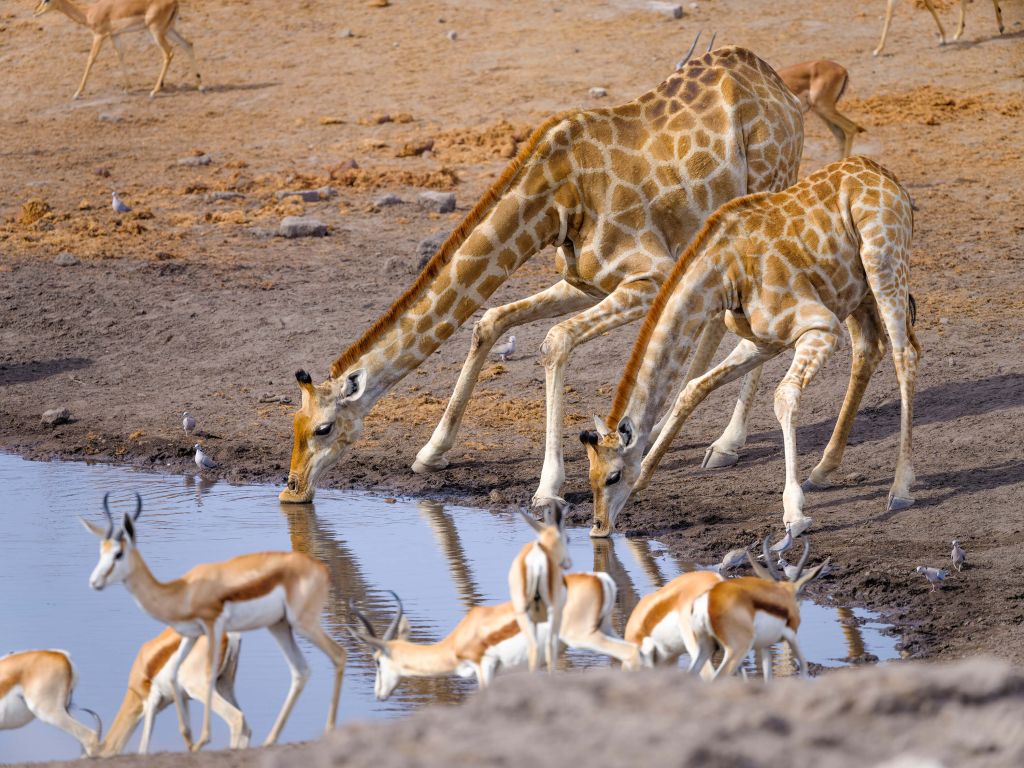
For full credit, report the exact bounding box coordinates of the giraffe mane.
[330,111,574,380]
[606,190,769,427]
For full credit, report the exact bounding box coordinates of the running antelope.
[777,60,865,159]
[81,493,346,752]
[101,628,250,755]
[581,156,920,537]
[689,538,829,679]
[350,574,637,698]
[33,0,203,99]
[874,0,1006,56]
[623,570,723,676]
[508,501,571,673]
[280,45,804,508]
[0,650,100,756]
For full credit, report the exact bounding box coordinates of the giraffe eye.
[605,471,621,486]
[313,423,333,437]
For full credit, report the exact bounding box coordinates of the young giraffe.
[280,47,804,505]
[581,156,920,537]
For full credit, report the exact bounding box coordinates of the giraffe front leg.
[702,365,762,469]
[775,327,840,537]
[413,281,595,474]
[533,282,658,505]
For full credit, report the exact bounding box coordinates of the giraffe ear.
[616,416,636,449]
[341,369,367,402]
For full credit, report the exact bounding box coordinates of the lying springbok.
[508,501,571,673]
[33,0,203,99]
[0,649,100,756]
[623,571,724,675]
[82,493,346,752]
[874,0,1006,56]
[101,628,250,755]
[689,538,829,680]
[350,574,637,698]
[777,60,865,159]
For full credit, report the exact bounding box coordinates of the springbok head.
[520,498,572,571]
[347,591,410,700]
[80,492,142,591]
[279,367,368,504]
[747,536,830,596]
[579,415,641,538]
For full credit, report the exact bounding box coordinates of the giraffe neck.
[49,0,89,26]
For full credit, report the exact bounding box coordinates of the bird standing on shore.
[915,566,949,592]
[182,412,196,435]
[492,335,516,362]
[194,443,218,471]
[951,540,966,572]
[769,528,795,555]
[111,191,131,214]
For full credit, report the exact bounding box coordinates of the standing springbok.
[0,649,100,756]
[33,0,203,99]
[874,0,1006,56]
[508,501,571,673]
[350,573,636,698]
[101,628,250,755]
[777,61,865,159]
[689,538,829,679]
[81,493,346,752]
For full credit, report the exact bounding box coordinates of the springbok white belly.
[645,611,687,661]
[0,687,34,730]
[751,610,787,649]
[222,587,288,632]
[484,623,551,673]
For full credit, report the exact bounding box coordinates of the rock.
[41,407,71,427]
[488,489,506,504]
[396,139,435,158]
[94,167,111,177]
[689,1,699,8]
[258,393,293,404]
[276,186,337,202]
[588,86,608,98]
[97,112,122,123]
[205,191,246,202]
[416,231,450,268]
[417,190,456,213]
[374,192,403,208]
[54,252,78,266]
[383,256,410,275]
[247,227,278,239]
[279,216,328,238]
[648,1,684,18]
[339,28,354,38]
[447,30,458,41]
[177,154,212,167]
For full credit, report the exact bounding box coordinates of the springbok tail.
[594,572,619,633]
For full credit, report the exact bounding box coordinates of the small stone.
[416,231,449,268]
[97,112,122,123]
[94,167,111,177]
[54,252,78,266]
[383,497,397,504]
[845,472,865,483]
[177,154,212,167]
[276,187,336,202]
[279,216,328,238]
[205,191,246,202]
[447,30,458,41]
[489,489,506,504]
[689,1,698,8]
[588,86,608,98]
[374,192,403,208]
[417,190,456,213]
[41,407,71,427]
[339,28,354,38]
[383,256,411,275]
[648,1,684,18]
[939,317,950,325]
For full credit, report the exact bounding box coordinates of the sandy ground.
[2,0,1024,761]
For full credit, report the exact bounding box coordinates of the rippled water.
[0,453,897,762]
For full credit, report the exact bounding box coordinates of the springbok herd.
[6,0,1013,758]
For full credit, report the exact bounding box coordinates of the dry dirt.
[1,0,1024,762]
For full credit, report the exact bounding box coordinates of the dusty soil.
[26,659,1024,768]
[2,0,1024,721]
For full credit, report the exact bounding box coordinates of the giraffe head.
[579,415,641,537]
[279,368,368,503]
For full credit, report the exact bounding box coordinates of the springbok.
[777,60,865,159]
[508,501,571,673]
[874,0,1006,56]
[33,0,203,99]
[623,570,724,675]
[101,628,250,755]
[689,538,830,680]
[350,574,637,697]
[81,492,346,752]
[0,649,100,756]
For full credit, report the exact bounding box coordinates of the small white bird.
[716,548,748,573]
[182,411,196,435]
[111,191,131,213]
[950,540,966,572]
[194,443,218,470]
[777,557,801,581]
[492,335,516,362]
[769,528,795,555]
[915,566,949,592]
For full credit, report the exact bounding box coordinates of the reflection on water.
[0,454,897,763]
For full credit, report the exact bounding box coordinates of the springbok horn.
[345,626,388,652]
[746,549,775,581]
[383,590,404,641]
[706,31,717,52]
[763,536,783,581]
[676,30,702,70]
[792,539,811,581]
[518,507,546,534]
[101,493,114,539]
[131,492,142,521]
[349,600,377,638]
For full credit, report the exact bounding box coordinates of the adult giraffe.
[280,46,804,505]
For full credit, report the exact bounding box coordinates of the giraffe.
[279,46,804,505]
[580,156,920,538]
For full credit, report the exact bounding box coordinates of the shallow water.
[0,453,897,762]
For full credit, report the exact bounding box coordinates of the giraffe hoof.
[887,495,915,512]
[701,446,739,469]
[411,453,449,474]
[787,516,813,538]
[801,476,831,492]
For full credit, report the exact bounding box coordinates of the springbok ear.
[122,513,136,544]
[795,557,831,595]
[617,416,636,449]
[518,507,545,534]
[746,550,775,581]
[593,416,611,438]
[341,369,367,402]
[546,497,569,531]
[397,614,411,640]
[79,517,107,538]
